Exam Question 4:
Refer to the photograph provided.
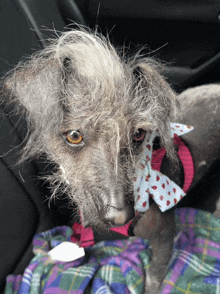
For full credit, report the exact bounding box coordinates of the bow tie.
[133,123,194,212]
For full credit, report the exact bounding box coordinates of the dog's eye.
[64,130,83,145]
[133,129,146,142]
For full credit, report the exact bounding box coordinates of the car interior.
[1,0,220,292]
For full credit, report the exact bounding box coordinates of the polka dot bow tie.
[133,123,194,212]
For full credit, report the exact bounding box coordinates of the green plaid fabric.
[5,208,220,293]
[5,226,149,293]
[161,208,220,293]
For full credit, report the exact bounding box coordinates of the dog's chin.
[85,220,124,234]
[79,199,135,231]
[83,211,135,232]
[91,222,113,232]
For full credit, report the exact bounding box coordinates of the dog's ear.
[130,59,178,156]
[4,58,64,122]
[2,56,69,160]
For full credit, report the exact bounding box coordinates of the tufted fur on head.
[1,29,178,229]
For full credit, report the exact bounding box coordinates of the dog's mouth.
[80,202,134,229]
[98,204,134,228]
[78,187,135,229]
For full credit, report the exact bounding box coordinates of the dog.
[2,29,220,293]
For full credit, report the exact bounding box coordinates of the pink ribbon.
[71,223,95,247]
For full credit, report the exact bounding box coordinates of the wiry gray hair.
[1,29,178,228]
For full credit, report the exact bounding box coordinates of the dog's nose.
[99,205,134,226]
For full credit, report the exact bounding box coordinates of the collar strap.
[71,220,131,247]
[151,134,194,193]
[133,123,194,213]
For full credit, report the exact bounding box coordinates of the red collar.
[151,135,194,193]
[71,136,194,247]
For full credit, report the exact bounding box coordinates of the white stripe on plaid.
[22,268,33,286]
[216,277,220,294]
[96,285,113,294]
[173,249,220,276]
[65,266,96,279]
[31,273,41,287]
[100,264,116,283]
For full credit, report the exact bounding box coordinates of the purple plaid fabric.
[5,208,220,293]
[161,208,220,293]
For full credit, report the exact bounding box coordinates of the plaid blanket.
[5,208,220,294]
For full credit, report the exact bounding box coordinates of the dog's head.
[2,29,177,230]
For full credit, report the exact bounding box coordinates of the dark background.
[1,0,220,292]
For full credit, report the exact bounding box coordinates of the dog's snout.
[99,205,134,227]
